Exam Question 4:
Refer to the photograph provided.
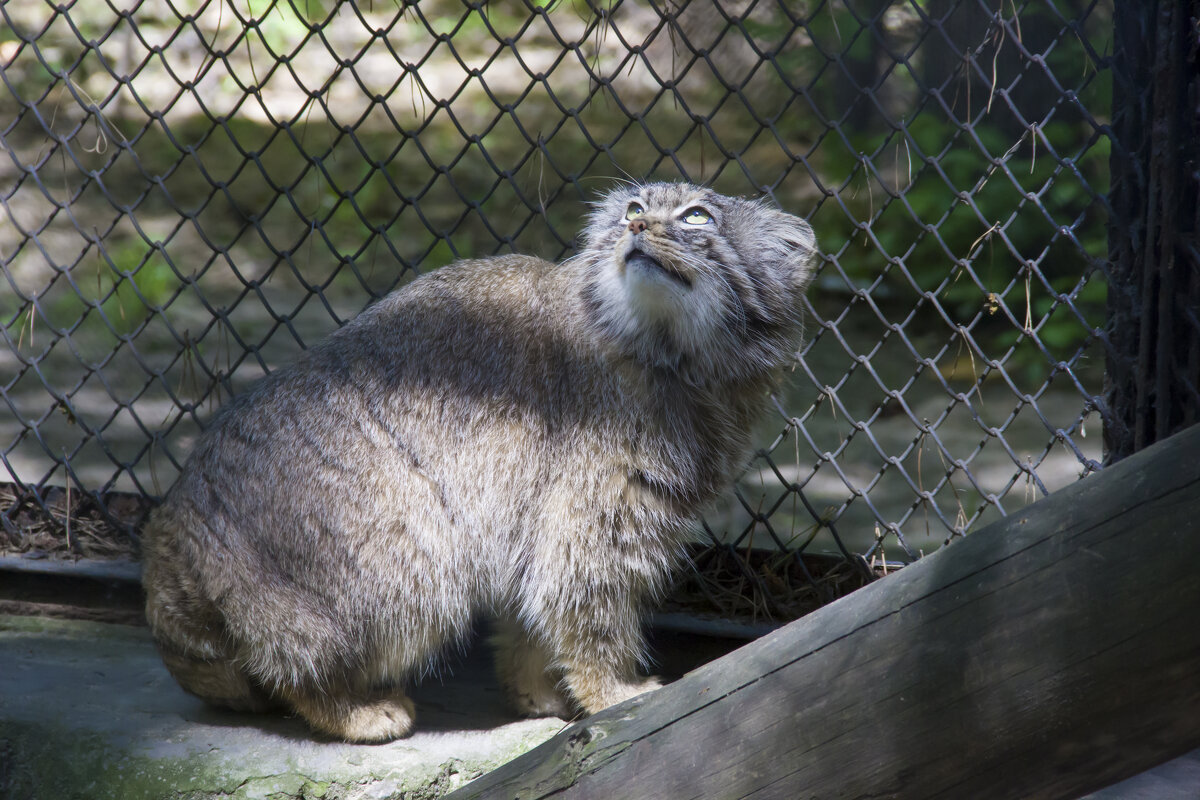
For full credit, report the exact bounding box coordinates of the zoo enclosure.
[2,0,1189,619]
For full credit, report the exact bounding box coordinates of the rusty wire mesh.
[0,0,1115,620]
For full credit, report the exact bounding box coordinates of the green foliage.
[809,110,1108,378]
[88,240,178,336]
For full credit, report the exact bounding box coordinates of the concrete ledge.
[0,615,564,800]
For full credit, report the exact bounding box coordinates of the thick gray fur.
[142,181,816,741]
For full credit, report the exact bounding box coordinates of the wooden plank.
[449,423,1200,800]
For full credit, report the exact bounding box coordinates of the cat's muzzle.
[623,246,692,289]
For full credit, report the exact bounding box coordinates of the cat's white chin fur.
[623,254,690,317]
[612,254,724,364]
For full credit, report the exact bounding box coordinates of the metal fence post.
[1105,0,1200,462]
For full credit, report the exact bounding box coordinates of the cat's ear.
[759,208,817,292]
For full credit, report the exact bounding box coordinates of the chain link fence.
[1,0,1116,621]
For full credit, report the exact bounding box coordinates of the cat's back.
[142,254,590,642]
[203,253,576,433]
[154,254,600,533]
[337,253,591,388]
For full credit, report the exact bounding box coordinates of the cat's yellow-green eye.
[682,208,712,225]
[625,203,645,220]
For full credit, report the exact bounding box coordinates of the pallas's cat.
[142,182,816,741]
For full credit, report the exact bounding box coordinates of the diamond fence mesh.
[1,0,1120,620]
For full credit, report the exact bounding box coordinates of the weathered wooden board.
[450,423,1200,800]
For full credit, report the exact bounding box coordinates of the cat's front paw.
[576,675,663,715]
[617,675,663,704]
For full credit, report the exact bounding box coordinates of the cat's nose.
[628,219,648,234]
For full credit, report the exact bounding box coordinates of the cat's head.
[578,181,816,379]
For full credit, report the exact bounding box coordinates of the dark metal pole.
[1104,0,1200,462]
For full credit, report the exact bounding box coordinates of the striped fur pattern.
[141,182,816,742]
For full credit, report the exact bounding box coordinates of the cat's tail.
[153,639,275,712]
[142,509,276,713]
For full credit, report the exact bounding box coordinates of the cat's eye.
[625,203,645,221]
[682,208,712,225]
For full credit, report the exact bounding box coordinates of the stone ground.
[0,614,566,800]
[1080,755,1200,800]
[0,609,746,800]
